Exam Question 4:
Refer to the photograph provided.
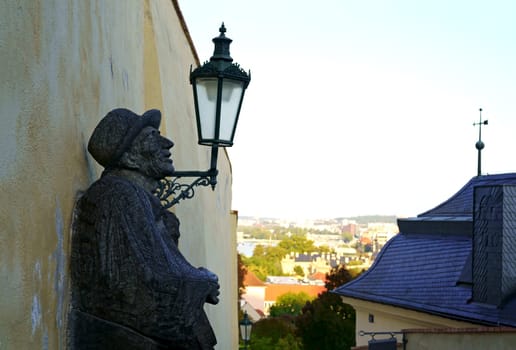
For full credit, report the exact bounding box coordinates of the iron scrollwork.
[155,170,218,209]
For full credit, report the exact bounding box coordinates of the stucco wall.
[242,286,267,313]
[342,297,478,347]
[405,328,516,350]
[0,1,237,348]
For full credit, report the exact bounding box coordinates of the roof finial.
[219,22,226,36]
[473,108,488,176]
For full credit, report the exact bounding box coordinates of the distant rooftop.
[244,270,266,287]
[266,276,299,284]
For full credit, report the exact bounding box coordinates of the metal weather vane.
[473,108,488,176]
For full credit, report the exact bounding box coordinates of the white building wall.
[242,286,266,313]
[342,297,479,347]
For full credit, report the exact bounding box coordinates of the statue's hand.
[198,267,220,305]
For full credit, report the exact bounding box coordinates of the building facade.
[0,1,238,348]
[335,174,516,348]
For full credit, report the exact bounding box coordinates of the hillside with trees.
[239,224,337,240]
[242,235,332,280]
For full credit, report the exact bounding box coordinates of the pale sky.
[178,0,516,220]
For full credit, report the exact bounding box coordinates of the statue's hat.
[88,108,161,168]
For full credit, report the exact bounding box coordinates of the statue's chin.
[161,165,175,178]
[145,161,175,179]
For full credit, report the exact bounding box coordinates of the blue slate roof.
[295,253,320,262]
[418,173,516,217]
[289,253,347,268]
[333,173,516,326]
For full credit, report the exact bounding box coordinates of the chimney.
[473,185,516,306]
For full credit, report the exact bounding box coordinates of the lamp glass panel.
[219,79,244,143]
[195,77,218,140]
[240,323,252,341]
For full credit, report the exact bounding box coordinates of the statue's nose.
[161,136,174,149]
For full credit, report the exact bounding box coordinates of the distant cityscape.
[237,214,399,260]
[237,215,400,318]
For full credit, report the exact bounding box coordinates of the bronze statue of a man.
[70,108,219,349]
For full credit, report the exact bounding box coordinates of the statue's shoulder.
[81,175,146,209]
[76,175,152,231]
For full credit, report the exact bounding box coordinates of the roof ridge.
[417,176,476,217]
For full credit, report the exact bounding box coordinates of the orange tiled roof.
[360,237,372,245]
[309,272,327,282]
[244,270,266,287]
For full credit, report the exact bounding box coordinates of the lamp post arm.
[155,168,218,209]
[171,169,218,178]
[154,145,220,208]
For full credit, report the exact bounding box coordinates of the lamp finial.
[219,22,226,36]
[211,23,233,63]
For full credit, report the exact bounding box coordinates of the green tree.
[249,316,301,350]
[275,333,302,350]
[342,232,354,242]
[325,265,353,290]
[349,268,365,279]
[295,265,356,350]
[241,235,345,282]
[293,265,304,276]
[237,254,247,299]
[269,292,312,317]
[242,242,291,280]
[278,235,316,253]
[317,244,333,253]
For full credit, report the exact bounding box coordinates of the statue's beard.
[141,157,175,179]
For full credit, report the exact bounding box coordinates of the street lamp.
[239,311,253,349]
[156,23,250,208]
[191,23,250,148]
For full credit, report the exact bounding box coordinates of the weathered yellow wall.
[342,297,478,347]
[0,1,237,348]
[405,329,516,350]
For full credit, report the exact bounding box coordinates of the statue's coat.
[71,173,216,349]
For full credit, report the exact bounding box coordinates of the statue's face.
[129,126,175,179]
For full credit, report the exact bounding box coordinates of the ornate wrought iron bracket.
[359,330,403,340]
[155,169,218,209]
[154,143,220,208]
[359,330,407,349]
